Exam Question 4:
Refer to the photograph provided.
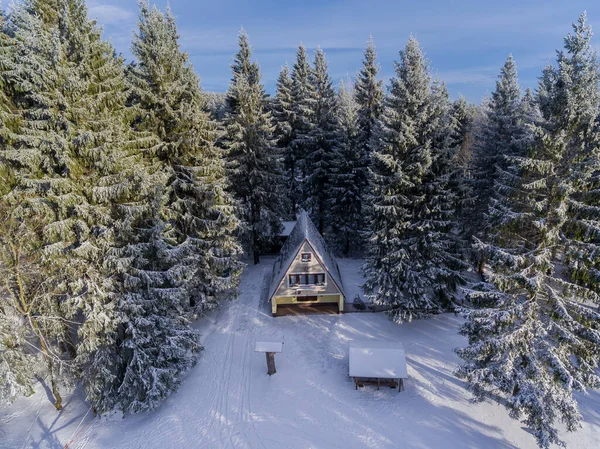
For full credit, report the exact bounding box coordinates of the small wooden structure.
[348,341,408,392]
[269,211,345,316]
[255,341,283,375]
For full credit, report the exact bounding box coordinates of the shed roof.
[348,341,408,379]
[269,211,345,300]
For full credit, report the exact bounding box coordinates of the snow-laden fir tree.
[303,47,339,235]
[225,30,283,264]
[354,36,384,159]
[469,55,533,273]
[456,14,600,449]
[0,11,38,405]
[362,37,466,323]
[287,44,316,214]
[272,64,295,217]
[327,81,365,255]
[108,1,242,413]
[0,0,145,411]
[225,28,259,112]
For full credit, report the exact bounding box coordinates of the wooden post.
[266,352,276,375]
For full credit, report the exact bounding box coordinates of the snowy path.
[1,257,599,449]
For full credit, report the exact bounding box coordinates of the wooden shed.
[349,341,408,392]
[268,211,345,316]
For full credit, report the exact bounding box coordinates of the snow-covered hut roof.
[348,341,408,379]
[269,211,345,300]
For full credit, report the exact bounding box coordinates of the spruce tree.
[287,44,315,214]
[0,0,145,411]
[449,96,476,234]
[363,37,466,323]
[457,14,600,449]
[327,81,365,255]
[105,1,242,413]
[225,30,283,264]
[303,47,338,234]
[355,36,384,158]
[469,55,532,273]
[272,64,295,217]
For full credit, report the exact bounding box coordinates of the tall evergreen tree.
[449,96,477,230]
[106,1,242,413]
[469,55,533,273]
[303,47,338,234]
[355,36,384,158]
[225,29,259,112]
[287,44,315,214]
[327,81,364,255]
[457,14,600,449]
[225,31,283,264]
[363,37,466,323]
[0,0,147,411]
[272,64,295,217]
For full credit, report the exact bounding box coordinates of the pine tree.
[272,64,295,217]
[449,96,476,238]
[355,36,384,159]
[456,14,600,449]
[303,47,338,234]
[0,14,38,403]
[327,81,365,255]
[225,29,259,112]
[469,55,533,273]
[103,1,242,413]
[363,37,466,323]
[0,0,146,411]
[287,44,315,214]
[225,30,283,264]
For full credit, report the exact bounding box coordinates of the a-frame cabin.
[269,211,345,316]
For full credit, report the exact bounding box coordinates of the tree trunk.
[266,352,276,375]
[50,371,63,410]
[29,316,63,410]
[476,253,486,276]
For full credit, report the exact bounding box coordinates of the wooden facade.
[269,212,345,316]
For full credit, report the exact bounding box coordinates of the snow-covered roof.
[348,341,408,379]
[280,221,297,237]
[269,211,345,300]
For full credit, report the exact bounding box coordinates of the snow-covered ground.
[2,257,599,449]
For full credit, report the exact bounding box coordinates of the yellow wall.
[271,294,344,315]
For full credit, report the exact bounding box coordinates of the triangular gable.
[269,211,345,301]
[269,238,344,300]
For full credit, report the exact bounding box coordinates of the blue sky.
[86,0,600,103]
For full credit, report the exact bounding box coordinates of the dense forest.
[1,1,599,448]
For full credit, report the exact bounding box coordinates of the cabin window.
[289,273,325,287]
[301,253,311,262]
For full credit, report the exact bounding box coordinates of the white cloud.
[88,2,135,26]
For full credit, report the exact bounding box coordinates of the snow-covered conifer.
[225,31,283,264]
[469,55,532,272]
[272,64,295,217]
[363,37,466,323]
[287,44,316,213]
[303,47,339,234]
[0,0,145,411]
[327,81,365,255]
[457,14,600,449]
[354,36,384,158]
[107,1,242,413]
